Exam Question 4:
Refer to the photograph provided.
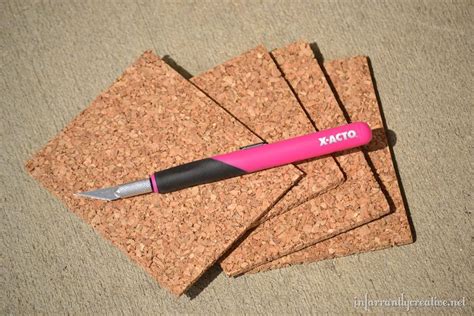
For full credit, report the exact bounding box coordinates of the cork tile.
[25,51,302,295]
[191,45,344,224]
[219,42,390,276]
[251,53,413,273]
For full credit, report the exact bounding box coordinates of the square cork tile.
[191,45,344,224]
[218,43,390,276]
[25,51,302,296]
[250,53,413,273]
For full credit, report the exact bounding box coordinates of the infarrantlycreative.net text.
[353,293,467,311]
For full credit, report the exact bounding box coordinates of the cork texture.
[191,46,344,223]
[5,2,473,313]
[219,43,390,276]
[25,51,302,295]
[251,53,413,272]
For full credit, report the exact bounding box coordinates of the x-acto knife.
[76,122,371,201]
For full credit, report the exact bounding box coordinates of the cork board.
[218,43,390,276]
[251,53,413,272]
[191,45,344,223]
[25,51,302,295]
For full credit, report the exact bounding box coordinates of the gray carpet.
[1,0,472,314]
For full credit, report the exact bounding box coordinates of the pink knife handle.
[213,122,372,172]
[151,122,371,193]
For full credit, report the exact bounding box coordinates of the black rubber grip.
[153,158,247,193]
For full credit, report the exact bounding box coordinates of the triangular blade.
[75,186,120,201]
[75,178,152,201]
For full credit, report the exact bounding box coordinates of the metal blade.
[75,178,153,201]
[75,186,122,201]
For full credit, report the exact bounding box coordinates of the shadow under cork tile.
[162,55,193,80]
[185,264,223,299]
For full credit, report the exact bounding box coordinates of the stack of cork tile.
[26,41,413,296]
